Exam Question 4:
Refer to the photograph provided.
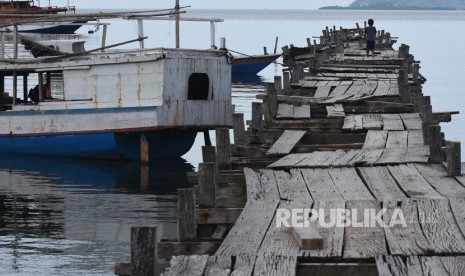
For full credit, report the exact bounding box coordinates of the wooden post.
[429,125,442,164]
[140,133,149,163]
[101,24,107,52]
[177,188,196,241]
[274,76,283,95]
[23,75,28,102]
[447,141,461,176]
[215,128,231,170]
[0,31,4,59]
[38,73,44,102]
[266,82,278,120]
[283,71,290,91]
[198,162,216,208]
[175,0,180,48]
[251,102,264,134]
[202,145,216,163]
[220,37,226,50]
[412,63,420,83]
[131,227,159,276]
[397,69,410,103]
[232,113,246,145]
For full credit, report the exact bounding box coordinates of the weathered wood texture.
[131,227,158,276]
[266,130,306,156]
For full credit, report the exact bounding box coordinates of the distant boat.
[0,0,84,34]
[232,53,281,75]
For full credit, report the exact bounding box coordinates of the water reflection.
[232,74,265,85]
[0,156,193,275]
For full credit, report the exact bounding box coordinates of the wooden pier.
[116,23,465,275]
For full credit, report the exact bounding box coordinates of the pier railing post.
[412,63,420,83]
[202,145,217,163]
[446,141,461,177]
[131,227,159,276]
[216,128,231,170]
[198,162,217,208]
[251,102,264,134]
[428,125,443,164]
[232,113,246,145]
[283,71,290,91]
[177,188,197,241]
[265,83,278,121]
[398,69,410,103]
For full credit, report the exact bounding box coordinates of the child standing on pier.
[365,19,377,57]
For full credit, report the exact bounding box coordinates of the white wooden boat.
[0,18,232,160]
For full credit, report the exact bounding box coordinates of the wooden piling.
[428,125,443,164]
[232,113,246,145]
[140,134,149,163]
[251,102,264,134]
[412,63,420,83]
[215,128,231,170]
[131,227,159,276]
[202,146,217,163]
[198,163,217,208]
[177,188,197,241]
[446,141,461,176]
[283,71,290,90]
[266,82,278,120]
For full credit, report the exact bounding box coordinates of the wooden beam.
[290,226,324,250]
[131,227,159,276]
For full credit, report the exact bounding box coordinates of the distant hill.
[320,0,465,10]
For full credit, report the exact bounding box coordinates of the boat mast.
[175,0,180,48]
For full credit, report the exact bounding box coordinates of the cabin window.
[187,73,210,100]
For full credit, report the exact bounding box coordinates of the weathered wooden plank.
[401,146,430,163]
[326,104,345,118]
[383,200,431,256]
[254,255,297,276]
[417,199,465,253]
[388,164,444,199]
[449,198,465,243]
[358,167,406,200]
[376,148,407,164]
[439,256,465,276]
[363,130,388,149]
[328,85,349,97]
[400,113,422,130]
[372,82,391,97]
[382,114,405,130]
[268,153,309,168]
[301,168,344,200]
[300,200,345,259]
[291,225,323,250]
[362,114,383,130]
[349,148,384,165]
[407,130,424,147]
[131,227,159,276]
[293,104,311,119]
[414,164,465,198]
[257,170,313,256]
[162,255,209,276]
[375,256,406,276]
[277,103,295,119]
[213,169,280,272]
[342,115,363,131]
[327,168,375,200]
[267,130,307,156]
[385,131,408,148]
[314,86,332,98]
[196,208,243,224]
[343,200,388,260]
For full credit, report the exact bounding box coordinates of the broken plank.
[326,104,345,118]
[290,226,324,250]
[314,86,332,98]
[301,168,345,201]
[267,130,307,156]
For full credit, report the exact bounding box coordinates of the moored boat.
[232,53,281,75]
[0,0,83,34]
[0,10,233,160]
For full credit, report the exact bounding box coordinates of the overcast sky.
[55,0,355,10]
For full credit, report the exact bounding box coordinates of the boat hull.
[0,130,197,160]
[232,54,281,75]
[16,22,84,34]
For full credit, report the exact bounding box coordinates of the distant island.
[320,0,465,10]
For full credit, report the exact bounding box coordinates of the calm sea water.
[1,9,464,275]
